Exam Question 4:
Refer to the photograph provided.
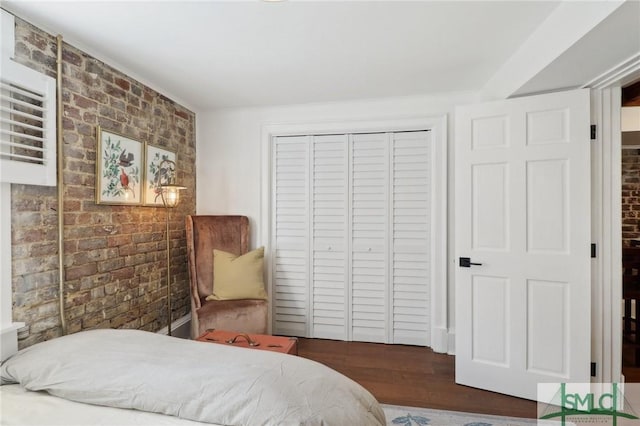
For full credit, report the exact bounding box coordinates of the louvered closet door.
[350,133,389,343]
[311,135,348,340]
[272,136,310,336]
[271,130,433,346]
[391,131,431,346]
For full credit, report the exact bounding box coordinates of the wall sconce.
[155,159,185,336]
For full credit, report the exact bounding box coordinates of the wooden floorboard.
[297,338,537,419]
[623,343,640,382]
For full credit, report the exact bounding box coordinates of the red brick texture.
[622,148,640,247]
[11,17,196,348]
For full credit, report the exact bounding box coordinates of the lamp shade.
[155,159,185,208]
[160,184,186,208]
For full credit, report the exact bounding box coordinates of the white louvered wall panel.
[311,135,348,340]
[0,56,56,186]
[391,131,431,345]
[272,136,310,336]
[350,133,388,343]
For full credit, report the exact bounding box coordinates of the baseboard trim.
[431,326,449,354]
[157,313,191,339]
[447,330,455,356]
[163,317,454,352]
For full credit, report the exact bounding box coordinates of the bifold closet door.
[310,135,348,340]
[350,133,389,343]
[349,131,432,345]
[272,136,310,337]
[390,131,431,346]
[271,130,432,346]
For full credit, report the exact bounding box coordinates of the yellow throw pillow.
[206,247,267,301]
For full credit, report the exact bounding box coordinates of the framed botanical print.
[96,127,143,205]
[144,144,177,206]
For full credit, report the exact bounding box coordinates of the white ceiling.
[3,0,558,110]
[3,1,568,111]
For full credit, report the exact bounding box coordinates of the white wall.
[197,91,479,349]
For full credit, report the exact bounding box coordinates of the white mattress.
[0,384,213,426]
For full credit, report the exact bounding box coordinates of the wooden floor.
[623,343,640,382]
[297,338,537,419]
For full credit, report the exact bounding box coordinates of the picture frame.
[96,126,143,205]
[144,144,177,206]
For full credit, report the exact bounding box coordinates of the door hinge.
[591,125,597,140]
[591,243,597,258]
[591,362,597,377]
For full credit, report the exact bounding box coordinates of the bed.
[0,329,385,425]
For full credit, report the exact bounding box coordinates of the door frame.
[260,115,449,352]
[591,87,622,384]
[591,58,640,384]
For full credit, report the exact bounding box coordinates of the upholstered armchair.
[185,215,268,339]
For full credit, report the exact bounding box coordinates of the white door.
[390,131,431,346]
[271,130,436,346]
[455,89,591,400]
[350,133,389,343]
[311,134,349,340]
[272,135,310,337]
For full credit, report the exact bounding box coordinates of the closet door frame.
[261,116,449,353]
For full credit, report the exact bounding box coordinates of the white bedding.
[0,329,385,425]
[1,384,211,426]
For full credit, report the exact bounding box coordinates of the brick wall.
[11,17,196,348]
[622,148,640,247]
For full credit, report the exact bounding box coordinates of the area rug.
[381,404,551,426]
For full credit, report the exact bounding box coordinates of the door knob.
[459,257,483,268]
